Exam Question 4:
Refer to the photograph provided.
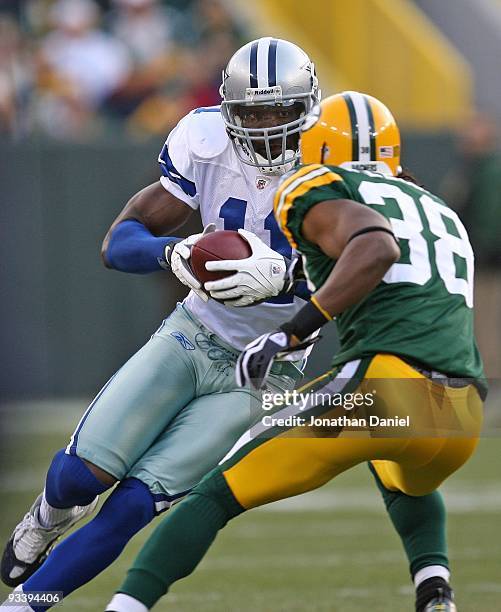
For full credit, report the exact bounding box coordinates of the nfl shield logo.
[256,177,270,190]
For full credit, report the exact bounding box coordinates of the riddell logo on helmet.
[245,86,282,100]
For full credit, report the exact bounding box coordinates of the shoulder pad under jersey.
[186,106,230,160]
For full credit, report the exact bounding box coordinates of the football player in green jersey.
[105,92,485,612]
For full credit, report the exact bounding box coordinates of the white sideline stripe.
[199,546,500,572]
[0,399,88,435]
[205,549,405,570]
[1,466,500,514]
[165,582,501,606]
[259,485,501,514]
[219,359,361,464]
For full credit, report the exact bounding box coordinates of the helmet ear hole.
[320,142,329,164]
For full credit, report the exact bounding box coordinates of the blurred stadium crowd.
[0,0,247,140]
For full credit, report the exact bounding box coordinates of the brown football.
[190,230,252,284]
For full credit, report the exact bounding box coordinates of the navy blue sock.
[24,478,155,610]
[45,449,109,508]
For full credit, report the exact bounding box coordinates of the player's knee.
[192,468,244,522]
[400,482,440,497]
[45,449,110,508]
[82,459,118,487]
[95,478,154,538]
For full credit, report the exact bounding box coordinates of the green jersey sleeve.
[273,164,353,249]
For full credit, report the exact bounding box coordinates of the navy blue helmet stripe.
[250,41,258,87]
[268,38,278,86]
[158,144,197,197]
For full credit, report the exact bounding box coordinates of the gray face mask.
[222,98,313,175]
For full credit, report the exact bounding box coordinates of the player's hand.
[236,330,319,390]
[236,331,290,389]
[168,224,216,302]
[204,229,286,307]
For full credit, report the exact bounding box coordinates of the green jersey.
[274,164,484,379]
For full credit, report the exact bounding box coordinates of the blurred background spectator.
[441,113,501,377]
[0,14,33,137]
[441,113,501,268]
[0,0,245,140]
[35,0,131,139]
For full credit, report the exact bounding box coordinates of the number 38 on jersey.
[358,176,474,308]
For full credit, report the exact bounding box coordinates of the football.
[190,230,252,284]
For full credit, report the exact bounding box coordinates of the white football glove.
[204,228,286,307]
[167,224,216,302]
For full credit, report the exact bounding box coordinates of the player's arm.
[101,182,213,300]
[236,197,400,389]
[280,198,400,344]
[302,198,400,317]
[101,181,193,272]
[102,110,214,294]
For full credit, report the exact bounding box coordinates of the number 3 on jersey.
[358,181,474,307]
[219,197,293,304]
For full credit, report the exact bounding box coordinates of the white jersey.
[159,106,306,350]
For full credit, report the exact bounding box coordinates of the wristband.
[279,296,331,341]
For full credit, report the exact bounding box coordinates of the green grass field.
[1,400,500,611]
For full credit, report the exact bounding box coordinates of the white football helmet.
[220,37,320,175]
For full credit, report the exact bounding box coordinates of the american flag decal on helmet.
[379,146,394,158]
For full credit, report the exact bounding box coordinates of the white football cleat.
[1,493,98,587]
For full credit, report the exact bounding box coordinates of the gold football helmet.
[300,91,401,176]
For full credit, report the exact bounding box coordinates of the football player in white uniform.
[2,39,452,611]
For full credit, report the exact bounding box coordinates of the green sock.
[368,463,449,577]
[119,468,244,609]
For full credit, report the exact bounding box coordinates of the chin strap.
[255,149,297,175]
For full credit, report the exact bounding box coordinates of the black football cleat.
[416,577,457,612]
